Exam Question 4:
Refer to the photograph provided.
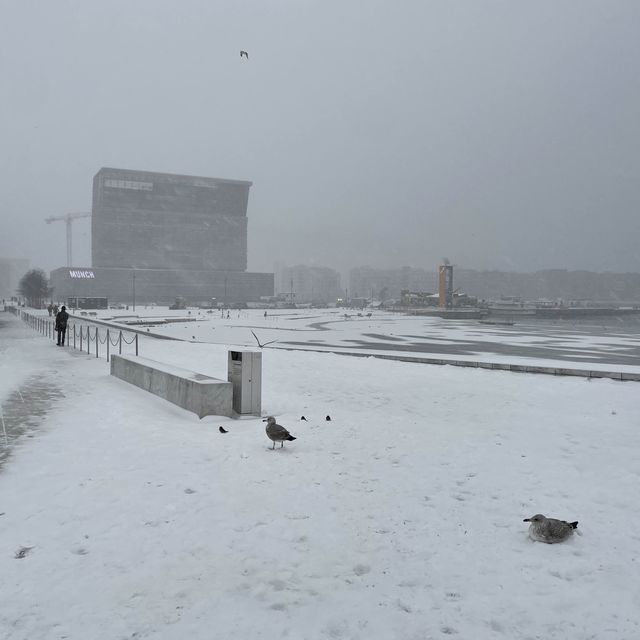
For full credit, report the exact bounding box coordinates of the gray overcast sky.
[1,0,639,276]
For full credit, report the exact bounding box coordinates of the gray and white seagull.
[263,416,296,449]
[523,514,578,543]
[240,50,249,59]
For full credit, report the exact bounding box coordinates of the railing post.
[80,326,83,352]
[135,333,139,356]
[119,331,122,355]
[106,329,110,362]
[73,325,76,349]
[96,327,99,358]
[87,327,90,354]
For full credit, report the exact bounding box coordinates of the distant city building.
[454,269,640,303]
[92,167,249,271]
[349,266,436,302]
[0,258,29,300]
[276,264,341,304]
[50,168,273,305]
[352,266,640,305]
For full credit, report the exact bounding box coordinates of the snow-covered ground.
[2,310,640,639]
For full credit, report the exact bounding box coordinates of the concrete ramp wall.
[110,355,233,418]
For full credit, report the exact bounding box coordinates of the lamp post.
[132,268,136,312]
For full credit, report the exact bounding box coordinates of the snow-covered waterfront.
[94,307,640,372]
[1,310,640,639]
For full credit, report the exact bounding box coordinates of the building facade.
[276,264,341,304]
[92,168,250,271]
[49,266,272,306]
[50,168,273,305]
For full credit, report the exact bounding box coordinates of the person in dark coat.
[55,305,69,346]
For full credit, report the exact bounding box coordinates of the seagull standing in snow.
[263,416,296,449]
[523,514,578,543]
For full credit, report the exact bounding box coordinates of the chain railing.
[19,310,139,362]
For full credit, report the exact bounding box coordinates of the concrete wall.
[110,354,233,418]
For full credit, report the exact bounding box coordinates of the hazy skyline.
[1,0,639,276]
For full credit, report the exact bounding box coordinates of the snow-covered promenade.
[1,310,640,639]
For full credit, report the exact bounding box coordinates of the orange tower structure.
[438,263,454,308]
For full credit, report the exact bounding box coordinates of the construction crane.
[45,212,91,267]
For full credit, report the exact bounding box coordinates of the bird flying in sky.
[240,51,249,59]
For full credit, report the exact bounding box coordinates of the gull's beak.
[523,518,531,522]
[262,418,267,422]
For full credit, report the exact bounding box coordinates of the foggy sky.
[1,0,639,277]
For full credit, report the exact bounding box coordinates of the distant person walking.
[53,304,59,316]
[55,305,69,346]
[47,303,53,316]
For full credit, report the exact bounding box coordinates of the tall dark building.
[50,168,273,306]
[92,168,250,271]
